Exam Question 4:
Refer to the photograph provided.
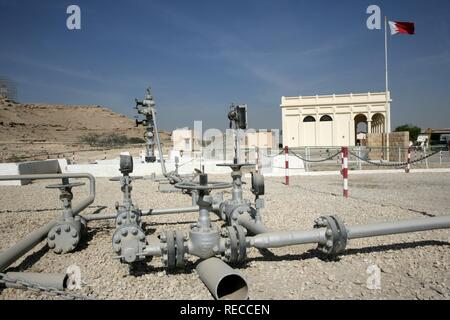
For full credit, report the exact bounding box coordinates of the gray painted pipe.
[82,206,202,222]
[142,237,162,256]
[347,215,450,240]
[3,272,67,290]
[196,258,248,300]
[83,204,221,222]
[237,213,271,235]
[0,173,95,215]
[0,220,57,272]
[248,229,327,249]
[152,108,167,176]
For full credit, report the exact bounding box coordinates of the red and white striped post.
[405,147,411,173]
[342,147,349,198]
[284,146,289,186]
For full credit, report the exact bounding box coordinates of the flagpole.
[384,16,391,161]
[385,16,390,133]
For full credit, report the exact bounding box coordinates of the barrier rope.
[289,150,342,163]
[349,149,443,168]
[262,150,285,158]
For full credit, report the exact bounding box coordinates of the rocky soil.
[0,172,449,300]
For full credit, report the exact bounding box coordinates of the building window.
[320,115,333,122]
[303,116,316,122]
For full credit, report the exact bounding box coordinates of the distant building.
[244,130,278,149]
[172,128,193,153]
[418,128,450,147]
[280,92,391,147]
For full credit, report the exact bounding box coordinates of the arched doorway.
[354,114,368,146]
[371,113,385,134]
[318,115,333,146]
[302,116,316,146]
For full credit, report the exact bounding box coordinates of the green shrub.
[128,137,146,144]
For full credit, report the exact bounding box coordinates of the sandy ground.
[0,172,449,300]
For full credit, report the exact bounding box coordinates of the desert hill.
[0,96,171,162]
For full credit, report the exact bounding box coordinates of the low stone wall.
[367,132,409,161]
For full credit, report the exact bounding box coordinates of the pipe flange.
[47,221,81,254]
[160,230,187,271]
[314,215,347,257]
[112,225,147,263]
[222,225,247,266]
[115,209,142,227]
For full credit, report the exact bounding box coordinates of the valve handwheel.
[109,176,143,182]
[174,174,232,192]
[216,163,255,171]
[46,181,85,190]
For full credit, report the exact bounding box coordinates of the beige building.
[172,128,193,152]
[244,131,278,149]
[280,92,391,147]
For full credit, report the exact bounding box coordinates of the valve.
[46,178,86,254]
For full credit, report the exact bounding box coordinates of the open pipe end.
[216,274,248,300]
[196,257,249,300]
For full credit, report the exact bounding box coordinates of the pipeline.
[246,215,450,252]
[347,215,450,240]
[196,257,248,300]
[237,213,271,235]
[0,220,57,272]
[248,229,326,249]
[82,205,219,222]
[0,173,96,215]
[2,272,67,290]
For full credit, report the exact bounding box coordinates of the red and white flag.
[388,21,415,35]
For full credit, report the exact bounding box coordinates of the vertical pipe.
[284,146,289,186]
[342,147,349,198]
[406,147,411,173]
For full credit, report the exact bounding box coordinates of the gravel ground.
[0,172,449,300]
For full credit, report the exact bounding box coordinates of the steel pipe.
[248,229,327,249]
[237,213,271,235]
[0,173,95,215]
[196,257,248,300]
[142,237,162,257]
[0,220,57,272]
[347,215,450,240]
[3,272,67,290]
[82,206,203,222]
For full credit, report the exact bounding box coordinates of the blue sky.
[0,0,449,131]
